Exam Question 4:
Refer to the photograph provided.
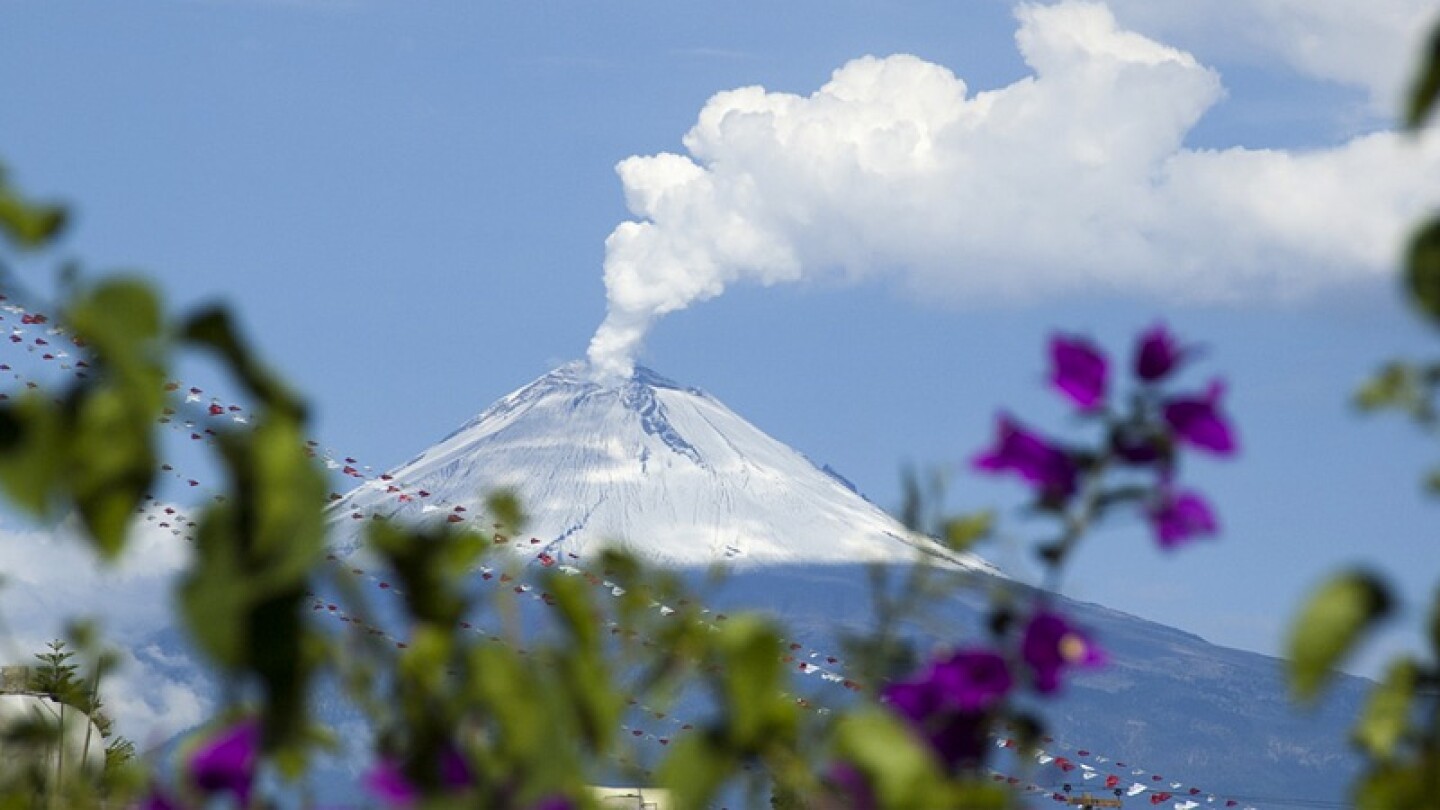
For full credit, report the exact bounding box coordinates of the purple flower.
[826,761,877,810]
[133,788,182,810]
[365,759,418,808]
[883,649,1012,768]
[1021,611,1105,694]
[1148,488,1218,549]
[1163,380,1237,456]
[1050,335,1108,409]
[531,797,576,810]
[973,414,1078,501]
[189,719,259,805]
[365,746,471,807]
[1134,323,1189,382]
[440,745,473,789]
[928,650,1013,711]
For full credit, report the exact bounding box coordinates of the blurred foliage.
[1279,15,1440,807]
[0,155,1178,810]
[1286,572,1391,702]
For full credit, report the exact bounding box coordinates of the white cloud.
[1099,0,1436,111]
[587,1,1440,377]
[0,515,208,746]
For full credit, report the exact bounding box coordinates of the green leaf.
[485,489,526,535]
[947,780,1011,809]
[1353,657,1418,759]
[1287,570,1392,702]
[178,413,324,750]
[715,615,794,751]
[548,571,599,650]
[397,625,454,695]
[1353,761,1429,810]
[368,521,480,626]
[1406,21,1440,129]
[1405,219,1440,326]
[1425,467,1440,496]
[66,278,167,400]
[0,177,68,250]
[833,708,947,809]
[1354,363,1423,414]
[554,645,621,753]
[181,306,304,419]
[942,511,993,552]
[179,506,249,668]
[658,732,735,810]
[243,416,326,573]
[0,395,64,515]
[69,384,155,558]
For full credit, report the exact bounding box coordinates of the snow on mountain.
[321,362,1367,802]
[330,362,995,572]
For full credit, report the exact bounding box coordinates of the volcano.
[323,363,1365,806]
[330,362,994,572]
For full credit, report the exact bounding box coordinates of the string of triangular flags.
[2,292,1260,810]
[127,427,1254,810]
[1,293,870,689]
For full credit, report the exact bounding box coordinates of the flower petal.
[1050,335,1108,409]
[1149,489,1219,549]
[1134,323,1187,382]
[1163,380,1237,456]
[189,719,259,804]
[972,414,1078,500]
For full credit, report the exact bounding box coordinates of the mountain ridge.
[320,362,1365,804]
[331,361,996,572]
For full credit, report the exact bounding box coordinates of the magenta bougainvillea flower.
[364,759,419,808]
[1021,610,1105,694]
[136,788,181,810]
[439,746,473,789]
[825,761,878,810]
[1163,380,1237,455]
[1148,488,1218,549]
[1049,335,1108,409]
[364,746,473,808]
[1134,323,1189,382]
[973,414,1078,500]
[884,649,1012,768]
[189,718,259,805]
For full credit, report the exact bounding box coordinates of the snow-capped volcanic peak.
[331,362,996,572]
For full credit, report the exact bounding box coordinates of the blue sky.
[3,0,1439,733]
